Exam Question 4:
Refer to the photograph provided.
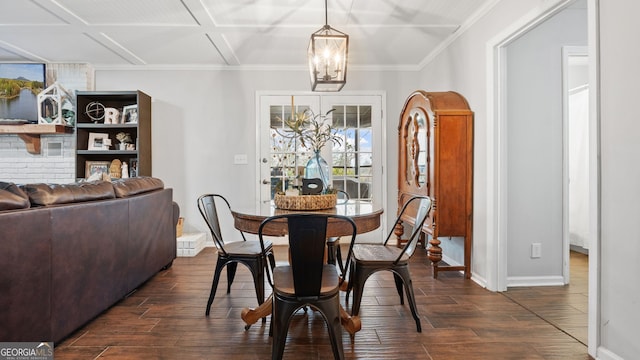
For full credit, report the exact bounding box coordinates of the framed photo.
[88,132,110,150]
[122,104,138,123]
[85,161,110,179]
[129,158,138,177]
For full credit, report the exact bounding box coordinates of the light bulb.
[323,48,331,60]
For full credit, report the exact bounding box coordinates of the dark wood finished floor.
[503,251,589,345]
[54,247,591,359]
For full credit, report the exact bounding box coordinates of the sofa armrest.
[173,201,181,229]
[0,182,30,211]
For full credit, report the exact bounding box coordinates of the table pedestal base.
[241,295,361,339]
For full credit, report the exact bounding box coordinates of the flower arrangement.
[277,108,342,153]
[116,132,132,144]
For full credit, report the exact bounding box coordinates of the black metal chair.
[344,195,431,332]
[198,194,275,316]
[325,190,350,272]
[258,213,357,360]
[326,236,344,272]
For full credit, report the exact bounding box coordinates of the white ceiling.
[0,0,494,70]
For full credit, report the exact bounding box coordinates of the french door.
[257,93,385,242]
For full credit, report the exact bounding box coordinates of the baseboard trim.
[597,346,625,360]
[506,275,565,287]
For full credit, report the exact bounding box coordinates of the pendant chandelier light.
[307,0,349,92]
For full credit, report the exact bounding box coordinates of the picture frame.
[129,158,138,177]
[88,132,111,150]
[122,104,138,123]
[85,161,110,179]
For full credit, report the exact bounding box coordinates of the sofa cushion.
[112,177,164,198]
[22,181,116,206]
[0,182,30,211]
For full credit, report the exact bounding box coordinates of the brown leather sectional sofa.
[0,177,179,343]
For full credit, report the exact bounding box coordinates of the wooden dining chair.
[258,213,357,360]
[343,195,431,332]
[197,194,275,316]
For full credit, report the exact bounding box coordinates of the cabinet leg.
[393,220,405,248]
[428,237,442,278]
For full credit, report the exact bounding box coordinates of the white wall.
[598,0,640,358]
[94,68,418,241]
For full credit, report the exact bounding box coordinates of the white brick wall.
[176,233,207,257]
[0,134,76,184]
[0,63,93,184]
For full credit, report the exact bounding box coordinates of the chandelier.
[307,0,349,92]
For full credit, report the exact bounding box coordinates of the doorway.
[563,46,590,284]
[487,0,598,355]
[256,92,386,243]
[502,0,589,288]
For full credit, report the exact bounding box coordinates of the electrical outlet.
[531,243,542,258]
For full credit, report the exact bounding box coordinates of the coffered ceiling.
[0,0,494,69]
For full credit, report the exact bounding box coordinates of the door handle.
[262,179,269,184]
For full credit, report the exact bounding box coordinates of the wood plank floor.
[503,251,589,345]
[54,247,592,359]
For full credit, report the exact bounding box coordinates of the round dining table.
[231,199,384,338]
[232,200,383,237]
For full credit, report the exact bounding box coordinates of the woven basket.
[274,193,337,210]
[176,217,184,237]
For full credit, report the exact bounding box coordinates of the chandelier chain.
[324,0,328,26]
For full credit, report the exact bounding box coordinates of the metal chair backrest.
[384,196,432,264]
[258,213,356,298]
[197,194,246,256]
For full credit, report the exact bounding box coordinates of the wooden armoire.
[395,90,473,279]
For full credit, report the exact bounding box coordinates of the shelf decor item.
[116,132,132,150]
[109,159,122,179]
[85,161,110,180]
[87,132,110,150]
[37,82,75,126]
[129,158,138,177]
[85,101,105,123]
[104,107,120,124]
[122,104,138,123]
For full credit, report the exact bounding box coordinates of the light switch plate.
[234,154,248,165]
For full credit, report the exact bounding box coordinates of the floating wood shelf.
[0,124,73,154]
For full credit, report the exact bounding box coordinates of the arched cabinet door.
[400,105,431,190]
[396,90,474,279]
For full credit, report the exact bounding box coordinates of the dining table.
[231,199,384,337]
